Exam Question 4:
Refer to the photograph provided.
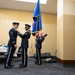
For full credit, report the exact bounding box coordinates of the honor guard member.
[35,32,47,65]
[4,22,19,69]
[17,24,31,68]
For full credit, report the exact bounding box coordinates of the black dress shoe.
[19,64,27,68]
[4,65,13,69]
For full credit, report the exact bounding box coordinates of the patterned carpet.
[0,58,75,75]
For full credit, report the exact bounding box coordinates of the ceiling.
[0,0,57,14]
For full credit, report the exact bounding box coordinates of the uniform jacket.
[8,28,18,46]
[18,30,31,48]
[35,36,45,49]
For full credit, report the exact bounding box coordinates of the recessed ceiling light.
[14,0,47,4]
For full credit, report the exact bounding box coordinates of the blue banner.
[32,0,42,33]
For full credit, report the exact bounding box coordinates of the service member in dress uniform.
[35,32,47,65]
[17,24,31,68]
[4,22,19,69]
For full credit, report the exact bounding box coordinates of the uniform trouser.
[36,48,42,64]
[22,48,28,66]
[5,45,16,66]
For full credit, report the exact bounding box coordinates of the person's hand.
[14,44,17,48]
[15,29,19,32]
[43,33,47,37]
[35,32,39,38]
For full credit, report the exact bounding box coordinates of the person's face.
[13,24,19,29]
[25,27,29,30]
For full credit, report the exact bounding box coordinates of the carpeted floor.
[0,58,75,75]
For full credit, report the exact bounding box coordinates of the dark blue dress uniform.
[35,36,45,65]
[18,29,31,67]
[8,28,18,46]
[4,22,19,68]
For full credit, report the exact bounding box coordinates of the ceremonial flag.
[32,0,42,33]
